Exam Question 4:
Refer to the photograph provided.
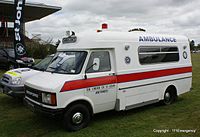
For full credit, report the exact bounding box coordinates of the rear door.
[84,50,117,113]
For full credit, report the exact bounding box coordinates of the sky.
[23,0,200,44]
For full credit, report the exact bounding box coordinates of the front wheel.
[63,104,91,131]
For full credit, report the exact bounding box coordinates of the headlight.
[11,77,22,85]
[42,92,57,106]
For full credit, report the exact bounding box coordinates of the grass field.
[0,54,199,137]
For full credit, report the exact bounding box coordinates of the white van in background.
[0,54,54,98]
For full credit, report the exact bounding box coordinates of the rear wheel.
[163,87,177,105]
[63,104,91,131]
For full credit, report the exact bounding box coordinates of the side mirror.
[92,58,100,71]
[84,63,97,79]
[55,39,61,47]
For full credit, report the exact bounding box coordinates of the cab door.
[84,50,117,113]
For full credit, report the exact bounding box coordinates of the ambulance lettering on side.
[139,36,177,42]
[24,28,192,131]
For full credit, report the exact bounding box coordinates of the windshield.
[33,55,53,71]
[46,51,87,74]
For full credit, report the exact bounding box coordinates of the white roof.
[57,31,189,51]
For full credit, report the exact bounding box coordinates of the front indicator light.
[51,94,57,106]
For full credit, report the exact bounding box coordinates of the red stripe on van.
[60,66,192,92]
[60,75,117,92]
[117,66,192,83]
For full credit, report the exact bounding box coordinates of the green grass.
[0,54,200,137]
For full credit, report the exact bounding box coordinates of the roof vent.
[128,28,146,32]
[62,31,77,44]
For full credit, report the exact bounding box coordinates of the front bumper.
[24,97,64,116]
[0,80,24,98]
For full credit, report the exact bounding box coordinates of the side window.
[86,51,111,73]
[139,46,179,65]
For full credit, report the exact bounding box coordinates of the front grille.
[2,75,10,83]
[25,86,42,103]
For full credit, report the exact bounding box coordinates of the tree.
[190,40,195,51]
[197,44,200,50]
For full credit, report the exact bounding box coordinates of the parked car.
[0,48,35,70]
[0,54,54,98]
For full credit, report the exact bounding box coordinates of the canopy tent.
[0,0,61,48]
[0,0,61,22]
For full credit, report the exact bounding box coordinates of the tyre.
[163,87,177,105]
[63,104,91,131]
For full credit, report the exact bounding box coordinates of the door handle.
[109,73,115,76]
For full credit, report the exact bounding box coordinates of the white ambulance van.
[24,28,192,131]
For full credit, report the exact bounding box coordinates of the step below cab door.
[84,50,117,113]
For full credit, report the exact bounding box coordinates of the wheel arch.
[165,85,178,96]
[63,97,94,116]
[161,84,178,105]
[160,84,178,100]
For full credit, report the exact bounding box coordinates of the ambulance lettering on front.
[139,36,177,43]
